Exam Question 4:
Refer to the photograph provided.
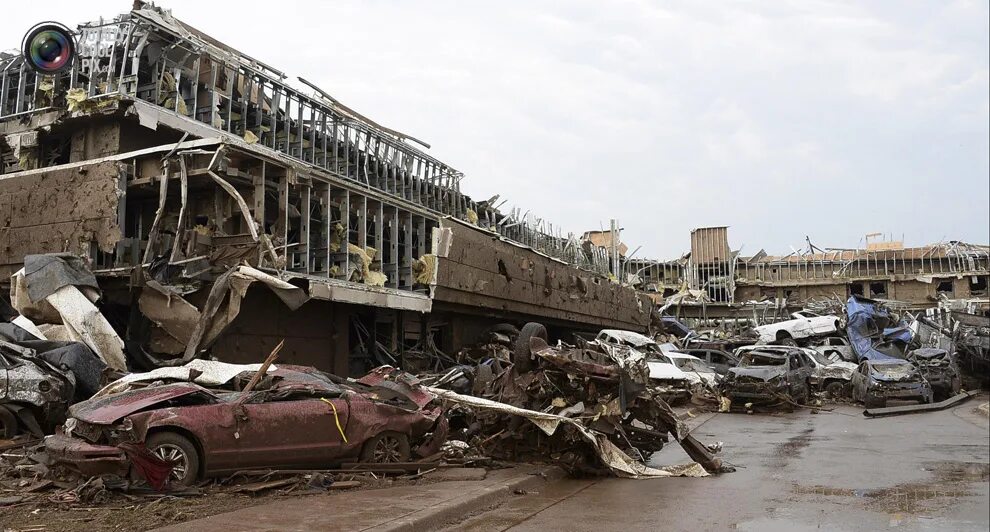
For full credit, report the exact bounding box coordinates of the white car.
[753,311,841,344]
[596,330,691,401]
[734,345,856,397]
[664,352,719,390]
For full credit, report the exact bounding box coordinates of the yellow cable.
[321,398,348,443]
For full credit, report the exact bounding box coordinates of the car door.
[850,363,867,401]
[799,352,821,387]
[235,389,348,469]
[709,351,732,375]
[789,352,811,395]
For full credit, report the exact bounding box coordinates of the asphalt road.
[445,399,990,531]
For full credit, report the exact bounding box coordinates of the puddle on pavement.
[791,462,989,515]
[763,427,818,468]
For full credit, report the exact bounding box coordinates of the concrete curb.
[978,402,989,418]
[368,466,568,531]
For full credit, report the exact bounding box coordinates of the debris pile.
[423,324,729,478]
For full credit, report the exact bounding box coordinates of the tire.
[0,406,18,439]
[146,432,200,488]
[775,332,796,346]
[824,381,846,399]
[513,322,547,373]
[487,323,520,337]
[360,431,411,463]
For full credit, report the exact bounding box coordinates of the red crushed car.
[45,365,443,487]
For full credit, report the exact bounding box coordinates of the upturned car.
[849,359,933,409]
[753,311,841,345]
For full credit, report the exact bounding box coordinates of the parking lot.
[448,399,990,531]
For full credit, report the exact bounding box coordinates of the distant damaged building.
[627,227,989,320]
[0,3,651,374]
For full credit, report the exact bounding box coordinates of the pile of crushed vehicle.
[651,297,979,414]
[0,254,983,505]
[1,254,734,510]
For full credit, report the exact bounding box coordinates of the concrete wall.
[432,220,652,332]
[0,160,122,278]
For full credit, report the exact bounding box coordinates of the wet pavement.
[446,400,990,531]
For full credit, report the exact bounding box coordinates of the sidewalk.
[153,465,565,532]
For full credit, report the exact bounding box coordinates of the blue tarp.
[846,295,912,361]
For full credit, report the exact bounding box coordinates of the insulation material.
[347,244,387,286]
[329,222,345,252]
[412,254,437,285]
[65,88,120,114]
[94,359,276,398]
[43,285,126,371]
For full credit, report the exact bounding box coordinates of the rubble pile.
[423,326,728,478]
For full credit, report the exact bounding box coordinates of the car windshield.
[740,353,786,367]
[650,354,674,365]
[871,363,915,378]
[673,358,714,373]
[806,350,832,366]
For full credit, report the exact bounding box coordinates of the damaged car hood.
[728,367,787,381]
[69,383,217,424]
[647,361,689,381]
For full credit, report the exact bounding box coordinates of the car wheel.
[0,406,18,439]
[146,432,200,488]
[361,431,411,463]
[513,322,547,373]
[487,323,520,338]
[775,332,797,346]
[825,381,846,399]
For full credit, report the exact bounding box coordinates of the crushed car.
[846,295,913,361]
[45,363,443,487]
[664,351,719,393]
[849,359,933,409]
[595,330,692,402]
[719,347,814,409]
[680,347,739,376]
[735,345,855,398]
[906,348,961,401]
[0,321,107,438]
[813,336,857,363]
[1,341,75,438]
[753,310,841,345]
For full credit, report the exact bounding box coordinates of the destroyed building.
[0,2,652,375]
[627,226,989,322]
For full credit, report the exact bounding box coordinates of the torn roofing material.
[846,295,913,361]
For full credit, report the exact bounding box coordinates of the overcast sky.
[5,1,988,259]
